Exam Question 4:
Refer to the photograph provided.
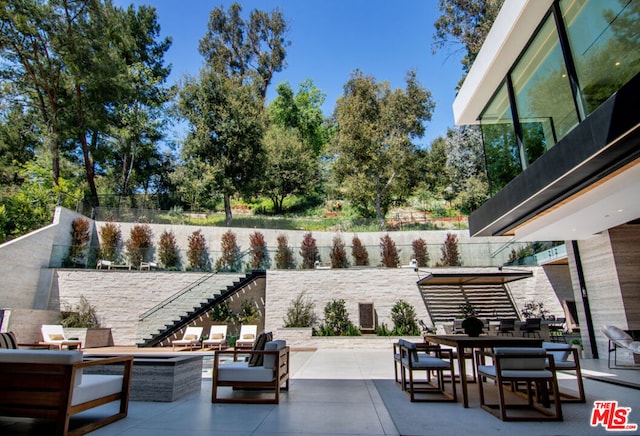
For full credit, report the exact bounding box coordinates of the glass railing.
[49,239,537,271]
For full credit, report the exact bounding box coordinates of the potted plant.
[457,302,483,336]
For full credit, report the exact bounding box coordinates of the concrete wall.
[0,207,85,310]
[56,271,218,345]
[567,224,640,364]
[102,221,517,269]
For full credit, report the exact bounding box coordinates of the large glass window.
[480,83,521,195]
[511,15,579,162]
[560,0,640,114]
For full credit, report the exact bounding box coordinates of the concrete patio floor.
[1,347,639,435]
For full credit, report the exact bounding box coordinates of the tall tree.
[262,125,318,213]
[105,5,172,198]
[0,0,172,205]
[331,70,434,229]
[269,79,329,156]
[0,0,69,187]
[179,69,266,225]
[432,0,504,75]
[198,2,289,100]
[180,2,289,224]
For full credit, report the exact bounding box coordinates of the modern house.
[453,0,640,363]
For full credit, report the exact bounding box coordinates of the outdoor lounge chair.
[0,349,133,435]
[235,325,258,349]
[477,347,562,421]
[41,325,82,350]
[212,339,289,404]
[602,325,640,369]
[171,326,203,351]
[202,325,227,350]
[397,339,457,402]
[543,341,585,402]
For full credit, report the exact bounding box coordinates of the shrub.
[376,322,394,336]
[65,218,91,267]
[215,230,240,271]
[520,300,550,319]
[98,222,121,262]
[412,237,429,267]
[380,234,399,268]
[187,229,210,271]
[125,224,153,267]
[439,232,461,266]
[330,235,349,268]
[248,231,269,270]
[283,292,317,327]
[210,301,235,324]
[158,230,180,270]
[391,300,420,335]
[459,302,478,318]
[300,232,318,269]
[351,235,369,266]
[237,298,259,324]
[275,234,295,269]
[60,296,100,328]
[318,299,358,336]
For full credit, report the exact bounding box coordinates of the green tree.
[198,2,289,100]
[261,125,318,213]
[269,79,330,156]
[331,70,434,229]
[433,0,505,75]
[179,70,266,226]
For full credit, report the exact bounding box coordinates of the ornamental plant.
[283,292,317,328]
[216,230,240,271]
[275,234,295,269]
[248,231,269,270]
[439,232,461,266]
[412,237,429,267]
[351,235,369,266]
[330,235,349,268]
[65,218,91,267]
[125,224,153,267]
[300,232,318,269]
[187,229,210,271]
[391,299,420,335]
[98,222,121,262]
[380,234,399,268]
[318,299,359,336]
[158,230,180,270]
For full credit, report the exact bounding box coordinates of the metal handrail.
[138,272,217,321]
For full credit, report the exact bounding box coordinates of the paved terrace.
[1,344,639,435]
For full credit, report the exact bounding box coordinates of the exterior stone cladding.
[51,266,561,347]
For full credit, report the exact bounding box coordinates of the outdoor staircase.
[419,283,519,324]
[136,270,265,347]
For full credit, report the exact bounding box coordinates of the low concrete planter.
[63,327,114,348]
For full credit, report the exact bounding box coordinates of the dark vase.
[462,317,483,337]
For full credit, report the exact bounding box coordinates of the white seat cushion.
[72,374,123,406]
[478,365,553,379]
[217,362,274,383]
[0,349,83,385]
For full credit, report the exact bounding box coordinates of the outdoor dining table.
[424,335,543,408]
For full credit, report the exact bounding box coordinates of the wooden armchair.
[212,340,289,404]
[0,349,133,435]
[477,347,562,421]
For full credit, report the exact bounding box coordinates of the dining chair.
[520,318,542,338]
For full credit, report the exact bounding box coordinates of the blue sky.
[114,0,465,148]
